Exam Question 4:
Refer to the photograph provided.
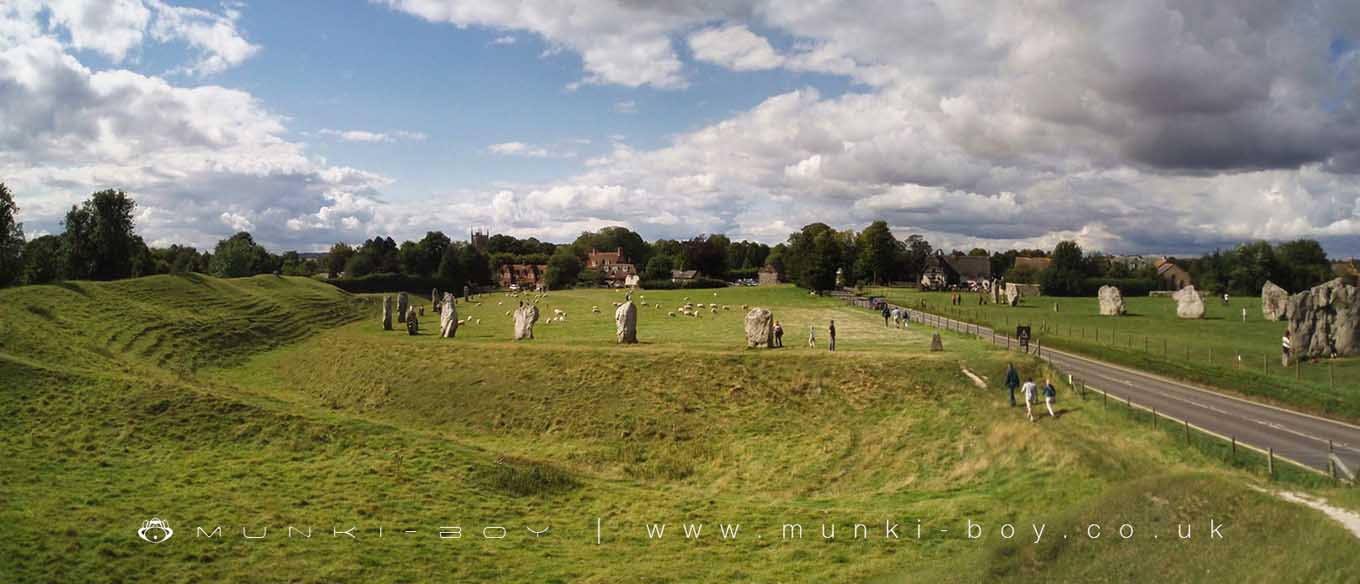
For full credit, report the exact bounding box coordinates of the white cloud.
[688,25,783,71]
[611,100,637,114]
[320,129,428,143]
[147,0,259,76]
[489,34,515,45]
[487,141,576,159]
[44,0,150,62]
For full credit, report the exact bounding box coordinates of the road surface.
[838,292,1360,478]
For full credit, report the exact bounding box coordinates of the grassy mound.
[2,278,1357,582]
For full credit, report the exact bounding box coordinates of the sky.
[2,1,1360,257]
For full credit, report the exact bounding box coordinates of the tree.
[210,232,271,278]
[436,243,464,290]
[968,247,989,256]
[855,220,900,284]
[0,183,23,287]
[62,189,138,280]
[643,254,677,281]
[346,252,379,279]
[545,246,582,289]
[803,229,844,292]
[326,243,354,277]
[679,234,728,278]
[902,234,932,280]
[1038,240,1086,296]
[574,226,652,268]
[411,231,452,277]
[1274,239,1332,292]
[21,235,62,285]
[458,243,493,287]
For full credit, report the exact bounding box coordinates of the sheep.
[668,311,677,317]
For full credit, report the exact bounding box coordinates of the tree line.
[0,185,1344,296]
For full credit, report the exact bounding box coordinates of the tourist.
[881,304,891,327]
[808,323,817,348]
[773,321,784,348]
[1021,378,1037,422]
[1222,292,1230,305]
[1043,378,1057,418]
[903,310,910,329]
[1005,363,1020,407]
[828,320,837,352]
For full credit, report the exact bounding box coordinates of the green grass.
[2,276,1358,582]
[865,286,1360,422]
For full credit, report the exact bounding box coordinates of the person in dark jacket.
[1043,378,1058,418]
[828,320,837,352]
[881,304,891,327]
[1005,363,1020,407]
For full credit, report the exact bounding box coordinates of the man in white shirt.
[1021,379,1037,422]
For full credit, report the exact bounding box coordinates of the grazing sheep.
[668,311,677,317]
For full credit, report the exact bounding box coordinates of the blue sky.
[3,1,1359,256]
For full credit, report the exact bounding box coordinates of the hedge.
[639,277,729,290]
[1082,277,1159,297]
[323,272,461,295]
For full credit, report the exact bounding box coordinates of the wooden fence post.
[1268,448,1275,478]
[1231,436,1236,457]
[1183,420,1190,445]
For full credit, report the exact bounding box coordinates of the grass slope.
[1,277,1356,582]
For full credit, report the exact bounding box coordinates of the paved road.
[837,292,1360,478]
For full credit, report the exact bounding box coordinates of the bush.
[323,272,458,295]
[1082,277,1159,297]
[639,277,728,290]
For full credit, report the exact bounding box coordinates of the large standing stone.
[930,333,944,351]
[1098,285,1126,316]
[615,301,638,344]
[432,288,441,310]
[1262,281,1289,321]
[397,292,410,323]
[513,302,538,340]
[382,295,393,330]
[991,279,1001,304]
[439,292,458,338]
[1173,286,1205,319]
[406,307,419,335]
[744,307,774,348]
[1004,283,1023,306]
[1286,278,1358,358]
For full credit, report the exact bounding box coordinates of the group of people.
[770,319,837,351]
[879,304,911,329]
[1004,363,1057,422]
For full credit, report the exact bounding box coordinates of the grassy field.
[2,276,1358,582]
[865,286,1360,422]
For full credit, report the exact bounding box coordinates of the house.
[1011,256,1052,273]
[498,263,547,290]
[671,269,698,284]
[758,265,780,286]
[921,253,991,289]
[1154,257,1193,290]
[586,247,638,288]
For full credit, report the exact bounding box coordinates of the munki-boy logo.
[138,518,174,544]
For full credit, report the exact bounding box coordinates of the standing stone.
[615,301,638,344]
[397,292,410,323]
[1005,283,1023,306]
[432,288,441,311]
[513,302,539,340]
[405,307,419,335]
[1286,278,1359,359]
[1173,286,1205,319]
[439,292,458,338]
[1262,281,1289,321]
[744,307,774,348]
[930,333,944,351]
[1098,285,1126,316]
[382,295,393,330]
[418,306,424,317]
[991,280,1001,305]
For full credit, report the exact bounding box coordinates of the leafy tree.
[346,252,379,279]
[545,246,582,289]
[458,243,493,287]
[576,268,607,287]
[902,234,932,280]
[1038,240,1087,296]
[326,243,354,277]
[803,229,844,292]
[62,189,138,280]
[21,235,62,285]
[765,243,787,278]
[679,234,728,278]
[0,183,23,287]
[436,243,464,290]
[358,236,401,274]
[210,232,271,278]
[968,247,989,256]
[1274,239,1332,292]
[574,226,651,267]
[412,231,452,277]
[855,220,900,284]
[643,254,677,280]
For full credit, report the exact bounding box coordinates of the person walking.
[881,304,891,327]
[828,320,837,352]
[1004,363,1020,407]
[1043,378,1057,418]
[1021,378,1037,422]
[903,310,910,329]
[1281,330,1292,367]
[773,321,784,348]
[808,323,817,348]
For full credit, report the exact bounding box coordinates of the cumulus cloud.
[688,25,783,71]
[611,100,637,114]
[487,141,576,159]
